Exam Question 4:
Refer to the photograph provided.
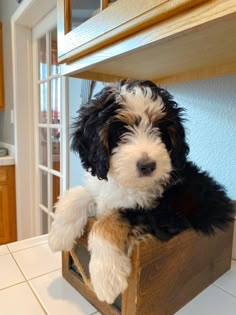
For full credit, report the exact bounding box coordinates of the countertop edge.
[0,156,15,166]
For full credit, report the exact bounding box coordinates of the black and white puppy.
[48,80,233,304]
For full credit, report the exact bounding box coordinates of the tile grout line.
[6,241,48,254]
[8,251,28,282]
[27,268,101,315]
[0,252,11,257]
[8,249,48,314]
[0,280,26,292]
[27,281,48,315]
[213,283,236,299]
[27,268,62,281]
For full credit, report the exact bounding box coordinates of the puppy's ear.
[158,88,189,170]
[71,86,118,180]
[167,112,189,170]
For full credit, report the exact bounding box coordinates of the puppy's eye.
[108,121,128,153]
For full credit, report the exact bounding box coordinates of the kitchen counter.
[0,155,15,166]
[0,235,236,314]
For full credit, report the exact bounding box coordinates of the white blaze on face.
[117,85,165,119]
[109,85,172,189]
[109,124,172,188]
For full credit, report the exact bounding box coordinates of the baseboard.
[0,142,15,157]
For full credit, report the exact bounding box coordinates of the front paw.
[48,221,77,252]
[89,247,131,304]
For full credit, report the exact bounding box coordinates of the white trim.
[12,23,35,240]
[32,26,40,236]
[12,0,57,240]
[12,0,56,28]
[61,76,69,192]
[32,8,57,40]
[0,142,15,157]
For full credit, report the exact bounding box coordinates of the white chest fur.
[85,174,161,215]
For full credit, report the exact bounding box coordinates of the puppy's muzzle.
[137,158,156,176]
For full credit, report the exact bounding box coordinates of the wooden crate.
[62,219,234,315]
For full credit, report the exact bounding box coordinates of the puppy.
[48,80,234,304]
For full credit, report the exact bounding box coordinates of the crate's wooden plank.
[62,219,234,315]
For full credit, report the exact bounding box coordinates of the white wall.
[167,75,236,259]
[0,0,21,144]
[68,79,105,188]
[69,78,85,188]
[167,75,236,200]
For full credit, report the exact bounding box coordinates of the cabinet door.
[0,185,10,244]
[57,0,208,64]
[0,167,17,245]
[0,22,4,110]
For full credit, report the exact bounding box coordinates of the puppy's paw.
[48,186,95,252]
[89,243,131,304]
[48,221,78,252]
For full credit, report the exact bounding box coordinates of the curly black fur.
[71,88,121,179]
[120,162,234,240]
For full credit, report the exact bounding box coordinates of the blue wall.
[167,75,236,199]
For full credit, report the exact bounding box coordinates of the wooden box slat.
[62,219,234,315]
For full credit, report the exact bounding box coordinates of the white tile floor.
[0,236,236,315]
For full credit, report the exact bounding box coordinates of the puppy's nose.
[137,159,156,176]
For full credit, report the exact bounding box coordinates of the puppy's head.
[71,80,189,188]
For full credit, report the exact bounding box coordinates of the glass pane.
[51,128,61,171]
[71,0,100,30]
[50,78,61,124]
[52,174,60,212]
[39,128,48,167]
[40,170,48,208]
[41,210,48,234]
[38,35,47,80]
[39,82,48,123]
[50,29,60,76]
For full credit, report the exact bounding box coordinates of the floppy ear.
[157,87,189,170]
[71,86,117,180]
[167,112,189,170]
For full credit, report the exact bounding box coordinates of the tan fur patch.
[91,211,152,256]
[116,111,137,125]
[116,108,165,127]
[91,212,131,252]
[145,108,166,125]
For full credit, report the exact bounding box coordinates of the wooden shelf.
[61,0,236,84]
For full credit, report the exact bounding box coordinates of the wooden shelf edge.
[60,0,236,85]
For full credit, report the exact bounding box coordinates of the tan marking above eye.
[145,108,166,124]
[116,111,137,125]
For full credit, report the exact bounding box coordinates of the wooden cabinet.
[57,0,236,85]
[0,166,17,245]
[0,22,5,110]
[58,0,206,63]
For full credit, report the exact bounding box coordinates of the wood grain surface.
[62,218,234,315]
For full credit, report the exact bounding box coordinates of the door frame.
[32,14,69,235]
[11,0,69,239]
